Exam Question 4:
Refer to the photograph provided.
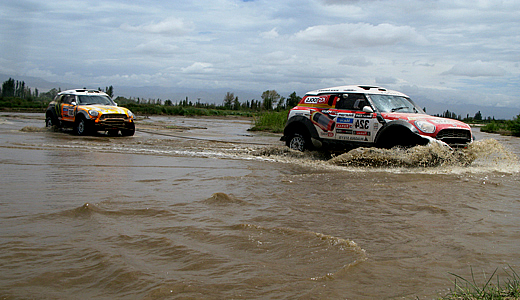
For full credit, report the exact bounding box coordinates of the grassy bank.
[125,103,287,133]
[123,103,255,118]
[249,110,288,133]
[440,267,520,300]
[479,116,520,137]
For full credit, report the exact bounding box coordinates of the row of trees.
[114,90,302,112]
[0,77,515,124]
[433,109,491,123]
[221,90,301,111]
[1,78,62,101]
[0,78,115,102]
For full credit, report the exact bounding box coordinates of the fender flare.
[283,115,323,148]
[283,115,320,140]
[75,110,91,120]
[46,107,58,119]
[375,119,429,148]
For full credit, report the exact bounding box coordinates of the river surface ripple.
[1,113,519,299]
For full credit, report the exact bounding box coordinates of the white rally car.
[282,85,473,151]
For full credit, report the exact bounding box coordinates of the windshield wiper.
[391,106,408,112]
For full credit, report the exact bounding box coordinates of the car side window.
[62,95,75,104]
[335,94,369,111]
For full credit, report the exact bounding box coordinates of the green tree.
[232,96,240,110]
[39,88,59,100]
[223,92,234,109]
[511,114,520,137]
[474,111,482,121]
[275,96,286,110]
[105,86,114,98]
[2,78,15,97]
[287,91,301,108]
[261,90,280,111]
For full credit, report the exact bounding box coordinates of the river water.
[1,113,519,299]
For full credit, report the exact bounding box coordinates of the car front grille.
[436,129,472,145]
[100,114,127,120]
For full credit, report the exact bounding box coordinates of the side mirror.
[362,106,374,113]
[71,101,77,106]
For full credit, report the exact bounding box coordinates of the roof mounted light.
[359,86,381,90]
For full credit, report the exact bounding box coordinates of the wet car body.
[282,85,473,151]
[45,89,135,136]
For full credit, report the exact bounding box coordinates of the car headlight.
[127,110,134,118]
[415,120,436,133]
[88,110,99,117]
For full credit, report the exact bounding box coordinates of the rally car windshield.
[77,95,114,106]
[368,94,424,114]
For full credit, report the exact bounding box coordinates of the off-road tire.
[107,129,119,136]
[121,124,135,136]
[45,115,58,128]
[74,117,90,136]
[286,130,312,152]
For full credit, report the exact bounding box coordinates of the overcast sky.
[1,0,519,114]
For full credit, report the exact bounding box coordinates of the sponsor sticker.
[337,113,355,117]
[355,131,371,136]
[304,96,328,104]
[337,135,366,141]
[336,129,353,134]
[430,119,456,125]
[355,113,373,119]
[337,117,354,124]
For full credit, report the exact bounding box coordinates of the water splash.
[328,143,474,168]
[20,126,50,132]
[326,139,518,171]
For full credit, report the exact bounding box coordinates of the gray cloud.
[0,0,519,111]
[442,61,507,77]
[120,18,194,36]
[294,23,427,48]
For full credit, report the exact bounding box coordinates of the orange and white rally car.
[282,85,473,151]
[45,89,135,136]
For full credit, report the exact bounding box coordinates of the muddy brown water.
[1,113,520,299]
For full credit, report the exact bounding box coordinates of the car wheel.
[121,128,135,136]
[75,117,90,136]
[107,129,119,136]
[45,116,57,128]
[287,131,312,152]
[121,123,135,136]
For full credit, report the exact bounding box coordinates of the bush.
[250,110,288,133]
[511,114,520,137]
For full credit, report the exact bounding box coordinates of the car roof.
[58,89,109,96]
[305,85,409,97]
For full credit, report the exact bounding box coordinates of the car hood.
[382,112,471,130]
[80,105,130,114]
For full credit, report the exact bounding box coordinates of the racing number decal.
[355,119,370,130]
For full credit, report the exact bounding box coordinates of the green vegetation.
[441,267,520,300]
[250,110,289,133]
[0,78,59,112]
[429,109,520,137]
[2,77,519,135]
[480,116,520,137]
[123,102,255,117]
[0,77,295,132]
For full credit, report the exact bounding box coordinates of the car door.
[60,95,76,123]
[330,93,377,143]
